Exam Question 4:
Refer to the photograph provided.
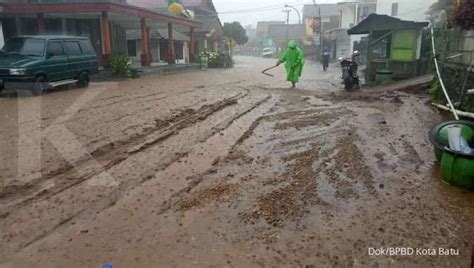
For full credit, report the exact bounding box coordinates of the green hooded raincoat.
[278,40,305,82]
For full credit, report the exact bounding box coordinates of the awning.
[348,14,429,35]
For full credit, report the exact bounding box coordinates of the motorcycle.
[340,51,361,91]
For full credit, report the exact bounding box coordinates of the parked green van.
[0,35,98,96]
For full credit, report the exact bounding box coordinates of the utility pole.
[283,8,291,43]
[284,4,301,24]
[319,5,323,52]
[313,0,324,60]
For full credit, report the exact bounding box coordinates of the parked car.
[262,47,275,58]
[0,35,98,96]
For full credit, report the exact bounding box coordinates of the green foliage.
[110,54,131,78]
[198,51,232,68]
[223,22,249,45]
[198,51,219,67]
[429,80,445,101]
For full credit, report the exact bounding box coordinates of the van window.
[3,38,46,57]
[47,41,65,57]
[79,40,94,55]
[64,41,82,56]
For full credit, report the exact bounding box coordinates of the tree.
[427,0,474,29]
[223,22,249,45]
[450,0,474,30]
[427,0,454,25]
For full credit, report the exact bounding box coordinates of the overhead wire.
[216,1,311,15]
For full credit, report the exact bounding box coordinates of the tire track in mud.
[127,93,248,154]
[83,88,199,114]
[155,95,274,214]
[0,93,274,257]
[79,96,275,230]
[29,96,277,255]
[231,106,340,151]
[0,93,246,210]
[40,88,212,130]
[86,79,244,117]
[15,86,226,136]
[18,209,84,250]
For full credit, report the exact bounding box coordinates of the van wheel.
[32,76,48,96]
[77,72,90,88]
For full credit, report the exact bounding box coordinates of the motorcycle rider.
[322,47,330,71]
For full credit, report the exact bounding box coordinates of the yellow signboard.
[225,38,236,48]
[306,17,313,42]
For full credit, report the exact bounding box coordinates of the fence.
[432,28,474,112]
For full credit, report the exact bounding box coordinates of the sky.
[213,0,340,27]
[212,0,437,28]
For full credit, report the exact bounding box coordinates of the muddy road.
[0,56,473,267]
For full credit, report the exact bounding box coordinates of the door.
[63,40,83,78]
[45,40,70,81]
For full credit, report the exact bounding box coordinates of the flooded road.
[0,56,473,267]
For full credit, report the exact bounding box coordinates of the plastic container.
[447,126,462,151]
[375,70,393,84]
[441,150,474,189]
[429,120,474,189]
[431,121,474,161]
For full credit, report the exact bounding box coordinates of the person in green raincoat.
[277,40,305,89]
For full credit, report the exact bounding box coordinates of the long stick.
[432,103,474,119]
[261,65,279,77]
[430,27,459,120]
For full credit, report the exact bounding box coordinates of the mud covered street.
[0,56,473,267]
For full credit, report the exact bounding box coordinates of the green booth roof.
[347,14,429,35]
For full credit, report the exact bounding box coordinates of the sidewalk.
[93,63,203,82]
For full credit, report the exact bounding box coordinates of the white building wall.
[376,0,437,22]
[340,5,356,28]
[130,39,189,65]
[339,1,375,55]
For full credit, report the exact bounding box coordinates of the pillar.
[101,12,112,64]
[167,23,175,64]
[147,27,152,64]
[189,27,195,63]
[37,13,46,34]
[140,18,150,67]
